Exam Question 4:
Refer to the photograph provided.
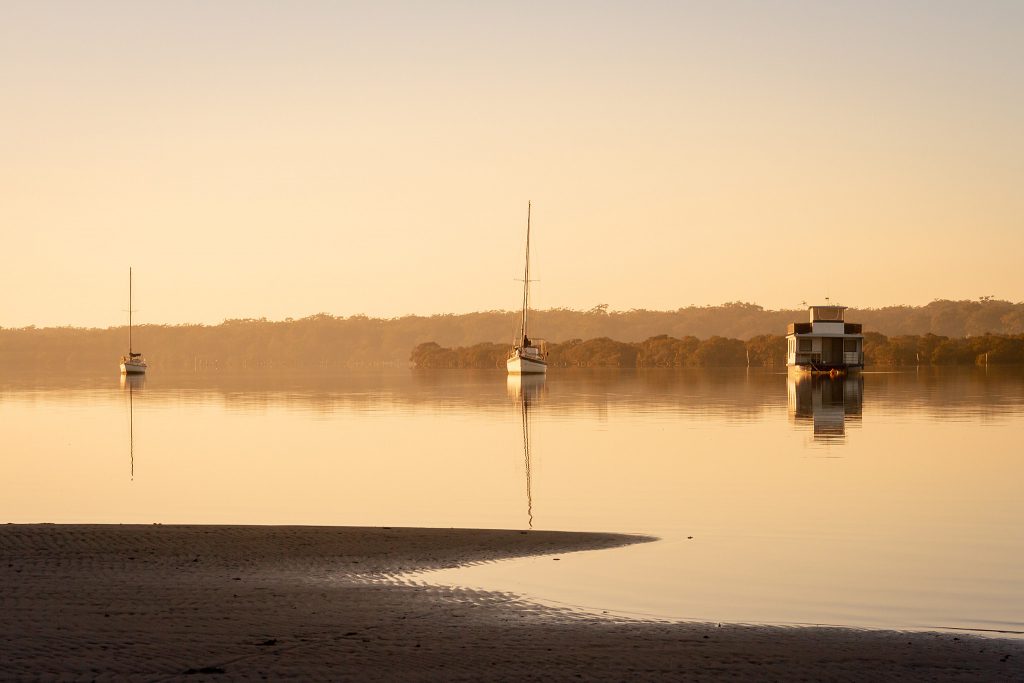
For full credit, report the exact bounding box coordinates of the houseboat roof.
[787,305,862,337]
[808,305,846,322]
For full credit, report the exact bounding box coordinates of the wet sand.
[1,525,1020,681]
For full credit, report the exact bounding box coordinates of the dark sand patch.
[1,525,1020,681]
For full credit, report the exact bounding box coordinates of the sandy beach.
[1,525,1020,681]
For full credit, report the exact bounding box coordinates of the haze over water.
[4,367,1022,636]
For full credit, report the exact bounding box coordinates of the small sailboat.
[119,268,147,375]
[507,202,547,375]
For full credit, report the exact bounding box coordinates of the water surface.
[2,367,1022,635]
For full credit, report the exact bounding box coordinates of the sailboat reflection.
[120,373,145,479]
[507,374,546,528]
[787,374,863,441]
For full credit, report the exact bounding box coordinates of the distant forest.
[3,299,1024,371]
[412,332,1024,369]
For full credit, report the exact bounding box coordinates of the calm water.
[2,368,1023,635]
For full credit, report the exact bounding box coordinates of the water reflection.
[120,373,145,479]
[4,367,1024,633]
[787,374,863,442]
[507,375,546,528]
[5,367,1023,421]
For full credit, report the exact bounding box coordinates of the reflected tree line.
[5,366,1022,419]
[2,299,1024,370]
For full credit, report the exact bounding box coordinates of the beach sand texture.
[1,525,1021,681]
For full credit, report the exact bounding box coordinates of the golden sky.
[3,1,1022,328]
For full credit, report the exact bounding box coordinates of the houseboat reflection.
[787,373,863,441]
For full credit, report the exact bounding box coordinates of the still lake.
[2,368,1022,635]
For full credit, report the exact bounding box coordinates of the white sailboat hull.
[507,352,547,375]
[120,361,147,375]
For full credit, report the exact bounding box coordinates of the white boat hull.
[120,361,147,375]
[507,354,547,375]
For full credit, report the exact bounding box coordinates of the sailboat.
[507,202,548,375]
[119,268,147,375]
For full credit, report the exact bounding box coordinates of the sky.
[2,1,1022,328]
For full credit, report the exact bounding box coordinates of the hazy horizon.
[4,297,1023,331]
[4,1,1022,328]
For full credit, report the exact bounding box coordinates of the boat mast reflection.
[120,373,145,479]
[507,374,546,528]
[787,374,863,442]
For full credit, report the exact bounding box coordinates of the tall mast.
[128,267,133,354]
[520,202,531,343]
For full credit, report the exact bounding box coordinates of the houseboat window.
[844,339,858,352]
[798,339,812,352]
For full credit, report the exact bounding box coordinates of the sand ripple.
[1,525,1020,681]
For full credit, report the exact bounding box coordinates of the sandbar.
[1,525,1020,680]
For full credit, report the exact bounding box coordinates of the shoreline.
[2,524,1021,680]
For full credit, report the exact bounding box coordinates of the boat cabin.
[786,305,863,372]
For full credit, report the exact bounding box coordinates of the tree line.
[2,299,1023,371]
[411,332,1024,369]
[862,332,1024,366]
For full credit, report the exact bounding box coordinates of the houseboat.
[786,304,863,374]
